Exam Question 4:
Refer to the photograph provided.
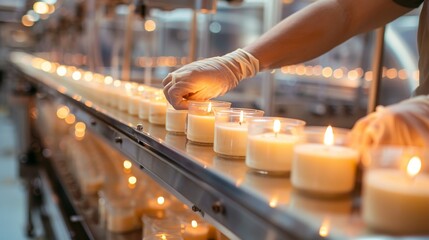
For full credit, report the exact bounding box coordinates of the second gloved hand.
[349,95,429,153]
[162,49,259,109]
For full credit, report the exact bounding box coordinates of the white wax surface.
[214,122,248,157]
[149,101,167,125]
[183,223,210,240]
[363,169,429,234]
[128,95,140,115]
[187,114,215,144]
[291,143,358,194]
[107,209,139,233]
[138,99,151,120]
[246,133,299,172]
[166,108,187,133]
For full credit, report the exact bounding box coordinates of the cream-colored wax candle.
[149,96,167,125]
[363,155,429,235]
[245,118,305,174]
[291,126,358,195]
[214,109,264,158]
[183,220,209,240]
[165,106,188,134]
[187,101,231,144]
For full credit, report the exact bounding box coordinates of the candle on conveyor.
[291,126,358,195]
[214,108,264,158]
[245,118,305,174]
[149,93,168,125]
[165,105,188,134]
[186,101,231,144]
[362,148,429,235]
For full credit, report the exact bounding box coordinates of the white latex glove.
[162,49,259,109]
[349,95,429,153]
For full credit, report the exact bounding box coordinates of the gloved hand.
[162,49,259,109]
[349,95,429,153]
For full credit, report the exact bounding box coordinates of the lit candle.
[165,105,188,134]
[214,108,264,158]
[363,152,429,234]
[149,94,168,125]
[118,83,134,111]
[128,85,145,116]
[187,101,231,144]
[139,196,170,219]
[245,118,305,174]
[138,90,157,120]
[182,219,209,240]
[107,200,140,233]
[291,126,358,195]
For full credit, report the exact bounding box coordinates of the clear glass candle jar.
[106,198,140,233]
[138,89,158,120]
[180,215,210,240]
[362,146,429,235]
[186,100,231,144]
[245,117,305,175]
[128,85,146,116]
[291,126,359,196]
[143,233,183,240]
[214,108,264,158]
[143,216,183,236]
[149,93,168,125]
[166,104,188,134]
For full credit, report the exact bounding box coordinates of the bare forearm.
[244,0,412,70]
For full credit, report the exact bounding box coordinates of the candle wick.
[239,121,242,126]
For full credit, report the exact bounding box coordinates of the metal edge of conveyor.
[8,61,325,240]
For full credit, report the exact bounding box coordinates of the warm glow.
[74,130,85,139]
[347,70,358,80]
[144,19,156,32]
[239,110,244,124]
[398,69,408,80]
[33,2,50,15]
[157,196,165,205]
[48,4,55,14]
[128,176,137,185]
[333,68,344,79]
[322,67,333,78]
[75,122,86,131]
[273,120,281,134]
[21,15,34,27]
[41,61,52,72]
[123,160,132,169]
[124,83,132,91]
[319,218,330,238]
[407,156,422,178]
[191,220,198,228]
[56,65,67,76]
[83,71,93,82]
[137,85,145,92]
[207,102,212,113]
[104,76,113,85]
[56,106,69,119]
[269,197,278,208]
[324,126,334,146]
[161,234,167,240]
[72,70,82,80]
[113,80,121,87]
[65,114,76,125]
[365,71,373,81]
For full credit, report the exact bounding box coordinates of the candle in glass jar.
[291,126,358,195]
[363,154,429,235]
[187,101,231,144]
[214,109,264,158]
[166,105,188,134]
[149,95,168,125]
[183,220,209,240]
[139,196,170,219]
[128,85,145,116]
[138,90,157,120]
[246,118,305,174]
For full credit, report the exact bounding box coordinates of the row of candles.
[16,52,429,235]
[60,123,217,240]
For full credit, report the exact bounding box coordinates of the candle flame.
[319,218,330,238]
[104,76,113,85]
[123,160,132,169]
[407,156,422,178]
[207,102,212,113]
[191,220,198,228]
[273,120,281,134]
[161,234,167,240]
[239,110,244,124]
[128,176,137,185]
[324,126,334,146]
[157,196,165,205]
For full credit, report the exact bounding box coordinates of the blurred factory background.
[0,0,420,128]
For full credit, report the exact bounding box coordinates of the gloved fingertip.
[173,99,189,110]
[162,73,172,86]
